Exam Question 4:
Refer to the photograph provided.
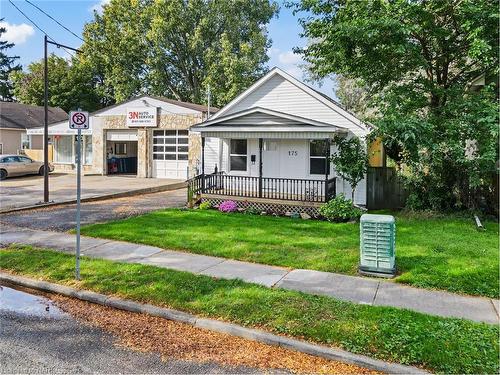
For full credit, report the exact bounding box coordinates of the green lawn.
[0,245,498,374]
[79,209,499,298]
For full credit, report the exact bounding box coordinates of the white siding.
[222,112,304,126]
[223,74,367,137]
[203,137,219,174]
[335,176,367,206]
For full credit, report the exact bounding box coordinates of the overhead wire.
[24,0,85,43]
[7,0,77,59]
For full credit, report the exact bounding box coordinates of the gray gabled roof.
[0,102,68,130]
[90,95,219,116]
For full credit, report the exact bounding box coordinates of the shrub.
[218,200,238,213]
[244,207,261,215]
[319,194,363,222]
[198,201,211,210]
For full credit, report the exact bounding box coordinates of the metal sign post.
[69,110,89,280]
[75,128,82,280]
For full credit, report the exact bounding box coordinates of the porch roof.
[191,107,347,139]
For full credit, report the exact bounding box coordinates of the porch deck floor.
[1,225,498,324]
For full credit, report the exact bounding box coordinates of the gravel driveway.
[0,188,187,231]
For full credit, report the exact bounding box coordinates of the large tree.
[10,54,103,112]
[82,0,278,106]
[0,19,21,101]
[295,0,499,211]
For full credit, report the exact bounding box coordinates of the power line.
[24,0,84,43]
[7,0,76,58]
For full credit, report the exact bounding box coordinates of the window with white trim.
[230,139,247,171]
[309,140,330,175]
[54,136,73,163]
[153,130,189,161]
[21,133,31,149]
[84,136,93,165]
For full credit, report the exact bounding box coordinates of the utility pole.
[43,35,49,202]
[207,84,211,118]
[43,37,81,203]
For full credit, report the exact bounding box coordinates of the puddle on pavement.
[0,285,67,318]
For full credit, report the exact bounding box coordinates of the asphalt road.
[0,285,262,374]
[0,188,187,232]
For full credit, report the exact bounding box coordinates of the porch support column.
[324,138,330,202]
[258,138,263,198]
[201,136,205,192]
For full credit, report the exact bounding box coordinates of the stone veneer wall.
[90,113,202,178]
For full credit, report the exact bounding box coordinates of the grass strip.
[0,245,498,374]
[78,209,499,298]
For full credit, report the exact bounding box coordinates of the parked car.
[0,155,54,180]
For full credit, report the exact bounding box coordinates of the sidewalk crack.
[196,259,227,274]
[371,281,381,305]
[490,299,500,317]
[271,270,291,288]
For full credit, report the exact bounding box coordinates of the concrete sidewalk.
[1,225,498,324]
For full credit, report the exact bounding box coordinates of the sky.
[0,0,336,98]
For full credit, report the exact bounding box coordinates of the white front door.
[262,140,280,177]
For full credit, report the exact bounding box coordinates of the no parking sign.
[69,109,89,281]
[69,110,89,129]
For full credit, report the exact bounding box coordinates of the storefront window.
[230,139,247,171]
[55,136,73,163]
[84,136,93,165]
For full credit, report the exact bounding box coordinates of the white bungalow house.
[190,67,369,213]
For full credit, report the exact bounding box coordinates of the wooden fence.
[366,167,407,210]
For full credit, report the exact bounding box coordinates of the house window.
[84,136,93,165]
[54,136,73,163]
[152,130,189,160]
[309,140,330,175]
[230,139,247,171]
[114,143,127,155]
[21,133,31,149]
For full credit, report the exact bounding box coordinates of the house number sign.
[288,150,298,156]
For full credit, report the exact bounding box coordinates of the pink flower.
[218,200,238,213]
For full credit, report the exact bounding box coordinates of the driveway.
[0,173,183,211]
[0,189,187,231]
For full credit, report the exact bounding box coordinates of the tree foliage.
[10,54,103,112]
[82,0,278,107]
[295,0,499,211]
[331,135,368,202]
[334,75,375,120]
[0,19,21,101]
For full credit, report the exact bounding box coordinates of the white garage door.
[152,129,189,179]
[107,130,138,141]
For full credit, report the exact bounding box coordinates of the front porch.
[189,172,336,204]
[189,107,348,212]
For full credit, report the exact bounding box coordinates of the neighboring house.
[190,67,370,212]
[28,96,214,178]
[0,102,67,155]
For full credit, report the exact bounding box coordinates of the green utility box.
[359,214,396,277]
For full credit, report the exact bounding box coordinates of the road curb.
[0,181,187,214]
[0,272,429,374]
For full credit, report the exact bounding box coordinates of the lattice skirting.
[201,197,321,217]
